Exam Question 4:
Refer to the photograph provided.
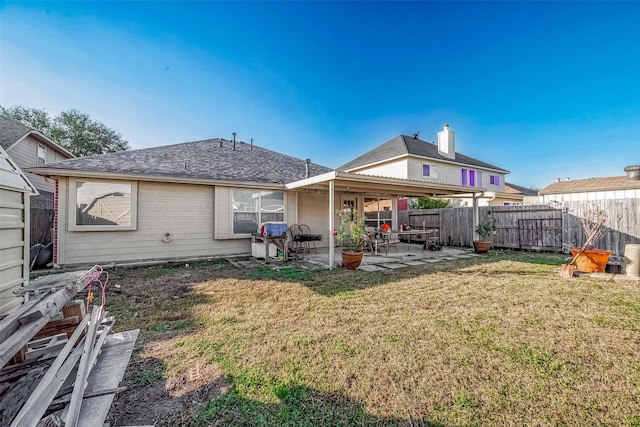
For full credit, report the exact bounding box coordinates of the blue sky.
[1,1,639,189]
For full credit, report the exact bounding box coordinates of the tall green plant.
[410,197,451,209]
[335,209,368,252]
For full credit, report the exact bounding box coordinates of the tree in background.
[0,105,130,157]
[410,197,451,209]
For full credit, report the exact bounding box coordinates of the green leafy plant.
[475,217,497,240]
[334,209,368,252]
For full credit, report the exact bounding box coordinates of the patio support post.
[472,192,480,241]
[329,180,335,269]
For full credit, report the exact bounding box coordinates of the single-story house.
[0,146,38,316]
[498,182,539,206]
[28,135,488,269]
[539,165,640,203]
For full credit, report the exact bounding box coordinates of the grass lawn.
[105,251,640,426]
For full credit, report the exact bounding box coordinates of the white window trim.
[422,163,437,178]
[69,178,138,231]
[37,144,46,164]
[230,188,286,238]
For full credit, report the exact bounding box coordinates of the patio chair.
[299,224,322,253]
[373,232,398,255]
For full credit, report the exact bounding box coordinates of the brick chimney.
[437,124,455,159]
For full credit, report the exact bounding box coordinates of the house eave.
[344,153,510,175]
[286,171,484,197]
[26,168,286,190]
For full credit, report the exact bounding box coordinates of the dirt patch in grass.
[104,253,640,426]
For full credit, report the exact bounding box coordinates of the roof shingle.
[539,176,640,195]
[0,115,32,149]
[29,138,333,184]
[339,134,509,173]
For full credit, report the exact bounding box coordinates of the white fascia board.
[285,171,338,189]
[342,154,407,173]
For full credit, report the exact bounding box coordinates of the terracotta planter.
[473,241,491,254]
[342,251,364,269]
[570,248,612,273]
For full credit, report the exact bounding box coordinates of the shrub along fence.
[402,199,640,259]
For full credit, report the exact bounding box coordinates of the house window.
[462,168,483,188]
[232,189,284,235]
[364,197,393,229]
[490,175,500,185]
[37,144,46,164]
[70,179,137,231]
[422,164,437,178]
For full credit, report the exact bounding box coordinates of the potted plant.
[473,217,497,253]
[335,208,368,269]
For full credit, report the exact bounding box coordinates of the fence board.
[406,200,640,257]
[30,208,54,246]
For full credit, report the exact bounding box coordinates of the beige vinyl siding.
[6,136,72,195]
[541,189,640,204]
[60,180,249,266]
[298,191,331,247]
[407,158,463,185]
[5,136,36,168]
[407,158,506,192]
[353,159,408,179]
[0,188,28,317]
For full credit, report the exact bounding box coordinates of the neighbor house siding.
[0,188,29,317]
[59,180,248,266]
[8,136,69,195]
[7,135,69,168]
[541,189,640,204]
[352,159,409,179]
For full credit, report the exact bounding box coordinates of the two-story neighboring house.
[0,115,75,243]
[339,124,510,207]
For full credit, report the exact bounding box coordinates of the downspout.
[329,180,335,269]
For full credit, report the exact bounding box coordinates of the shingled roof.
[29,138,333,185]
[339,134,509,173]
[539,175,640,195]
[0,115,33,149]
[505,182,539,196]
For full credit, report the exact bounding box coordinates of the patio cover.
[286,171,484,269]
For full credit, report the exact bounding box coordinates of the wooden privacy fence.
[31,208,54,246]
[406,199,640,258]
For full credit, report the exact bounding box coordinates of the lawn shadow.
[243,250,567,296]
[108,357,448,426]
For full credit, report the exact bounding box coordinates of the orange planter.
[570,248,613,273]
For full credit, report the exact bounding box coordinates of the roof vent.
[305,158,311,178]
[412,131,420,139]
[554,177,560,183]
[624,165,640,181]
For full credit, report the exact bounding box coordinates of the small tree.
[410,197,451,210]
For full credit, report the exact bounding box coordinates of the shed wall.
[0,188,28,317]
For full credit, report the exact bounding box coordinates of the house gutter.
[26,169,286,190]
